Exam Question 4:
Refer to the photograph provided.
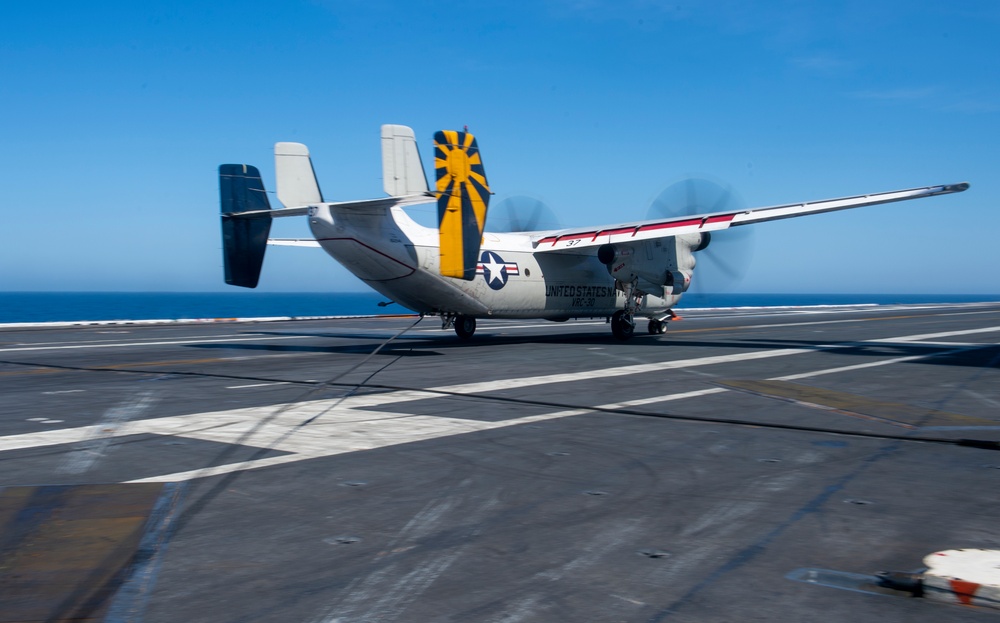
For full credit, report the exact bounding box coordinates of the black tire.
[454,315,476,340]
[648,319,667,335]
[611,310,634,341]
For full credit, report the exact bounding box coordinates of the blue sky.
[2,1,997,293]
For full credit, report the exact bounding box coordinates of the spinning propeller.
[489,195,562,233]
[646,177,755,293]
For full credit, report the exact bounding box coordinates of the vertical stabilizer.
[275,142,323,208]
[219,164,272,288]
[382,125,429,197]
[434,130,491,280]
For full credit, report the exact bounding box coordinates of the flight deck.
[1,302,999,622]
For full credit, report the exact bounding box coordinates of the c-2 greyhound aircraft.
[219,125,968,340]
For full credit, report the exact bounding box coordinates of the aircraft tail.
[382,125,429,197]
[275,142,323,208]
[219,164,272,288]
[434,130,491,280]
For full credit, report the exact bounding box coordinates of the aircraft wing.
[531,182,969,252]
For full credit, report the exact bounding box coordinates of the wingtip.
[945,182,970,192]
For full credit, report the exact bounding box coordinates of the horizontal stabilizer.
[382,125,429,197]
[267,238,321,247]
[275,142,323,208]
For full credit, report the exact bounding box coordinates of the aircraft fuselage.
[308,202,679,319]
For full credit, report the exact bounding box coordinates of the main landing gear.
[647,318,668,334]
[611,310,634,340]
[442,314,477,340]
[611,312,670,340]
[609,278,674,340]
[610,278,645,341]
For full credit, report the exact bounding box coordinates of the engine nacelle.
[664,270,692,294]
[598,242,693,295]
[597,244,636,281]
[694,231,711,252]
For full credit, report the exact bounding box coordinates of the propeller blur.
[646,177,755,294]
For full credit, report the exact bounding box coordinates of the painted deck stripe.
[125,409,592,483]
[772,354,931,381]
[0,325,994,484]
[226,382,293,389]
[428,348,813,395]
[869,325,1000,342]
[599,388,729,409]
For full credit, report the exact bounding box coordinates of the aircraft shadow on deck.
[189,327,701,354]
[188,342,442,356]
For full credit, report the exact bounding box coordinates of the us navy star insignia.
[477,251,519,290]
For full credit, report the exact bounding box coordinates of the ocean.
[1,292,997,324]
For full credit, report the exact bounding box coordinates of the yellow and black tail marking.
[434,130,490,280]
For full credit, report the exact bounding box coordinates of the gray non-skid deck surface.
[1,302,998,622]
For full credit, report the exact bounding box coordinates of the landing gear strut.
[610,279,644,341]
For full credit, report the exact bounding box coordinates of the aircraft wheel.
[648,319,668,335]
[611,310,634,341]
[454,315,476,340]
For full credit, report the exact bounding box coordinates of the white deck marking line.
[0,324,994,483]
[770,330,1000,383]
[770,354,931,382]
[599,388,730,409]
[122,344,981,481]
[124,409,590,483]
[774,329,1000,382]
[894,341,989,347]
[869,325,1000,342]
[225,382,292,389]
[429,348,812,394]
